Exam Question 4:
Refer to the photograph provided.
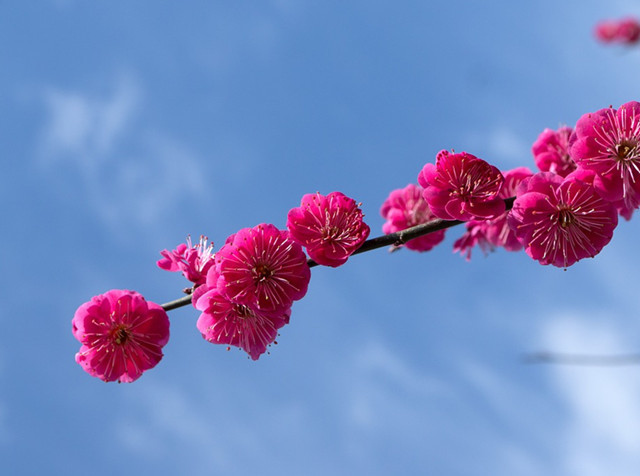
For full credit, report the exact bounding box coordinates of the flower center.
[322,226,341,241]
[616,140,637,161]
[556,208,575,228]
[232,304,255,319]
[111,325,131,345]
[254,263,273,282]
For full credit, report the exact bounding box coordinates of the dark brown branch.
[161,196,515,311]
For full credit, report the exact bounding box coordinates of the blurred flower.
[380,183,445,252]
[418,150,505,221]
[194,286,290,360]
[595,18,640,44]
[72,290,170,383]
[617,18,640,43]
[595,20,619,42]
[215,224,310,315]
[157,235,215,286]
[531,126,576,177]
[507,172,618,268]
[570,101,640,218]
[287,191,370,267]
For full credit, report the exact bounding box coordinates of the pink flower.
[452,220,492,260]
[507,172,618,268]
[453,167,533,259]
[287,191,370,267]
[595,21,620,42]
[617,18,640,44]
[418,150,505,221]
[215,224,311,315]
[570,101,640,217]
[72,290,170,383]
[595,18,640,44]
[379,183,445,252]
[157,235,215,286]
[195,287,290,360]
[531,126,576,177]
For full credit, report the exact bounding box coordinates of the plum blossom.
[72,290,170,383]
[595,21,619,42]
[215,223,310,315]
[570,101,640,219]
[418,150,505,221]
[157,235,215,286]
[287,191,370,267]
[379,183,445,252]
[194,286,290,360]
[452,220,492,260]
[617,18,640,43]
[507,172,618,268]
[454,167,532,260]
[531,126,576,177]
[595,18,640,44]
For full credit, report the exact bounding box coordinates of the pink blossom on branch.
[215,223,311,315]
[453,167,533,260]
[72,290,170,383]
[570,101,640,219]
[418,150,505,221]
[380,183,446,252]
[287,191,370,267]
[157,235,215,286]
[195,286,290,360]
[452,220,492,260]
[507,172,618,268]
[531,126,576,177]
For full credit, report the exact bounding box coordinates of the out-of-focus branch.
[524,351,640,366]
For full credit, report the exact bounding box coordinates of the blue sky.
[3,1,640,475]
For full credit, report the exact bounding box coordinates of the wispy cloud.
[541,314,640,476]
[338,340,549,475]
[465,125,530,168]
[115,383,233,474]
[38,74,208,235]
[40,74,138,163]
[345,340,447,429]
[114,379,313,476]
[486,126,530,165]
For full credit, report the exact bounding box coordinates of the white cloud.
[541,315,640,476]
[464,125,530,168]
[486,126,530,166]
[114,379,313,475]
[345,340,447,429]
[40,74,138,164]
[38,74,209,234]
[115,383,233,474]
[89,133,206,229]
[337,340,552,476]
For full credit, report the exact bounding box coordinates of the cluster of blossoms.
[381,101,640,266]
[73,192,369,381]
[72,99,640,382]
[595,17,640,45]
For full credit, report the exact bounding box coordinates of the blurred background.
[2,1,640,475]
